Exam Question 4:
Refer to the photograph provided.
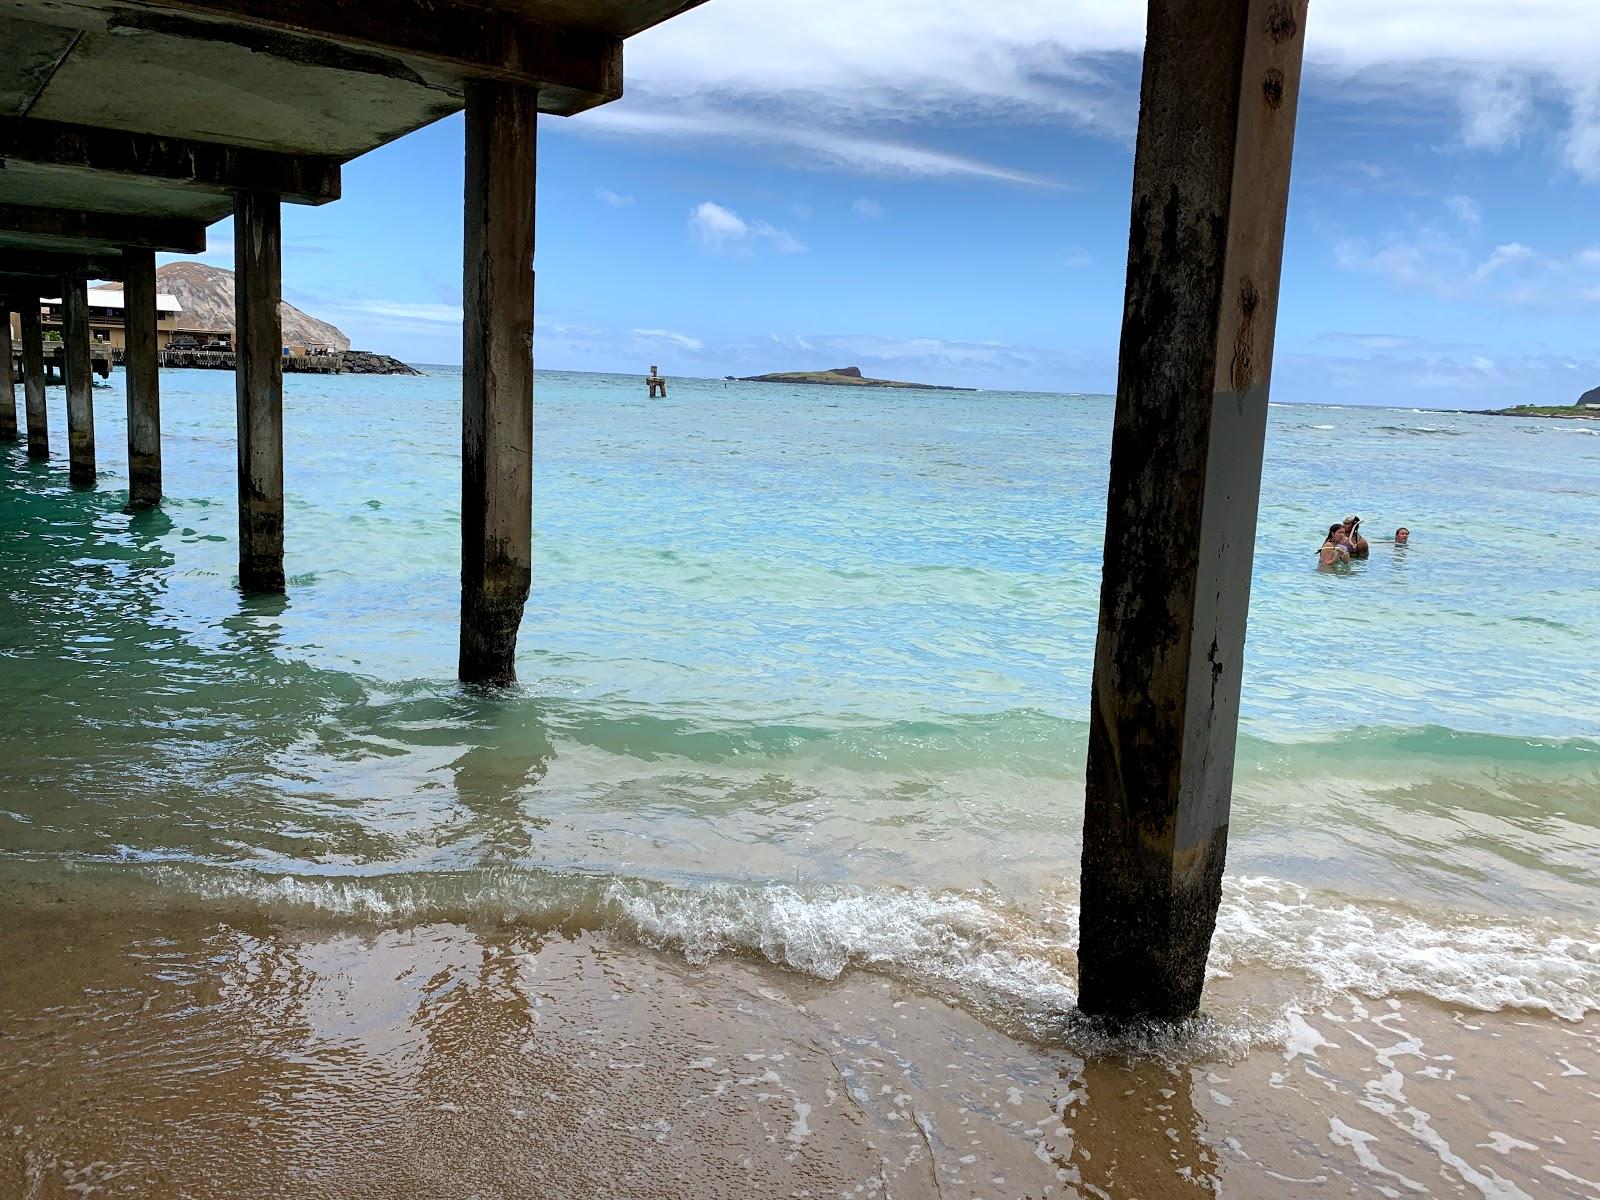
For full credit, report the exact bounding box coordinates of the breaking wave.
[113,862,1600,1037]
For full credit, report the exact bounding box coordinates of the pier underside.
[1,0,1310,1021]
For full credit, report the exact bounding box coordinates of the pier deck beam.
[0,307,14,443]
[459,80,536,685]
[21,300,47,460]
[234,191,285,592]
[1077,0,1308,1023]
[123,249,162,508]
[63,279,96,486]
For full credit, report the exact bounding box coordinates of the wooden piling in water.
[123,248,162,508]
[0,306,15,443]
[1077,0,1308,1023]
[21,300,46,460]
[459,80,536,685]
[234,191,286,592]
[63,279,96,486]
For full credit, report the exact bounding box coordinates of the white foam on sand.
[143,864,1600,1036]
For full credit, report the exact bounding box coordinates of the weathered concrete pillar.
[459,81,536,684]
[0,307,15,442]
[1077,0,1308,1023]
[21,299,47,460]
[63,278,96,485]
[234,191,285,592]
[123,248,162,508]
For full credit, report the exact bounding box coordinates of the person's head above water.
[1326,523,1343,543]
[1395,526,1410,544]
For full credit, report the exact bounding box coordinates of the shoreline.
[2,901,1593,1198]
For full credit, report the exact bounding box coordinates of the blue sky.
[168,1,1600,407]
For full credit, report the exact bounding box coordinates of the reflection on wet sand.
[2,909,1595,1199]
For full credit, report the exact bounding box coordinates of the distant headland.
[732,365,976,392]
[1488,384,1600,420]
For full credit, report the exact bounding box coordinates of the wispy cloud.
[1445,194,1482,226]
[689,201,806,254]
[1333,212,1600,309]
[567,0,1600,181]
[319,299,463,325]
[1471,242,1537,283]
[596,187,635,207]
[631,327,704,351]
[851,198,883,219]
[574,105,1061,186]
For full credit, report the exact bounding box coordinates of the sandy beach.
[4,891,1597,1199]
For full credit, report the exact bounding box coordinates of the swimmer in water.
[1318,523,1350,567]
[1395,526,1410,545]
[1342,515,1370,559]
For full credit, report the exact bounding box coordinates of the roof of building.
[42,289,182,313]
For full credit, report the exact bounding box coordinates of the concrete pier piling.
[1076,0,1308,1022]
[63,279,96,486]
[234,192,286,592]
[0,306,14,442]
[123,249,162,508]
[647,365,666,398]
[21,300,46,460]
[459,81,537,685]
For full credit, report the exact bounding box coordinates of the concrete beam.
[0,116,340,206]
[234,191,284,591]
[20,298,45,458]
[123,248,161,507]
[459,81,536,684]
[0,305,14,442]
[115,0,622,114]
[0,203,206,253]
[1077,0,1308,1023]
[62,277,95,485]
[0,248,123,280]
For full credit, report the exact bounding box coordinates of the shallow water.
[2,369,1598,1195]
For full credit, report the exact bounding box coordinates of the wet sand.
[3,904,1595,1199]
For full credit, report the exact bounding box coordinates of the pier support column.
[0,307,15,443]
[63,278,96,485]
[21,299,46,460]
[459,81,536,684]
[234,191,285,592]
[123,249,162,508]
[1077,0,1308,1023]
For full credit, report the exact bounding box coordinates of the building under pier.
[0,0,1309,1024]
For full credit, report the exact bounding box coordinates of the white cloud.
[1333,225,1600,308]
[321,299,463,324]
[1458,72,1533,151]
[632,327,704,351]
[596,187,634,207]
[690,201,748,249]
[851,198,883,219]
[1471,242,1537,282]
[689,201,806,254]
[580,105,1057,184]
[1445,194,1482,226]
[1062,248,1092,269]
[567,0,1600,180]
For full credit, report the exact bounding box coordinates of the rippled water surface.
[2,368,1598,1196]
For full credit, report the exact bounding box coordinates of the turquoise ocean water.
[2,367,1598,1039]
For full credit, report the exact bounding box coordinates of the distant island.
[1488,385,1600,420]
[733,365,976,392]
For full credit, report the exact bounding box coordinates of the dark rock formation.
[339,350,422,376]
[1580,385,1600,407]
